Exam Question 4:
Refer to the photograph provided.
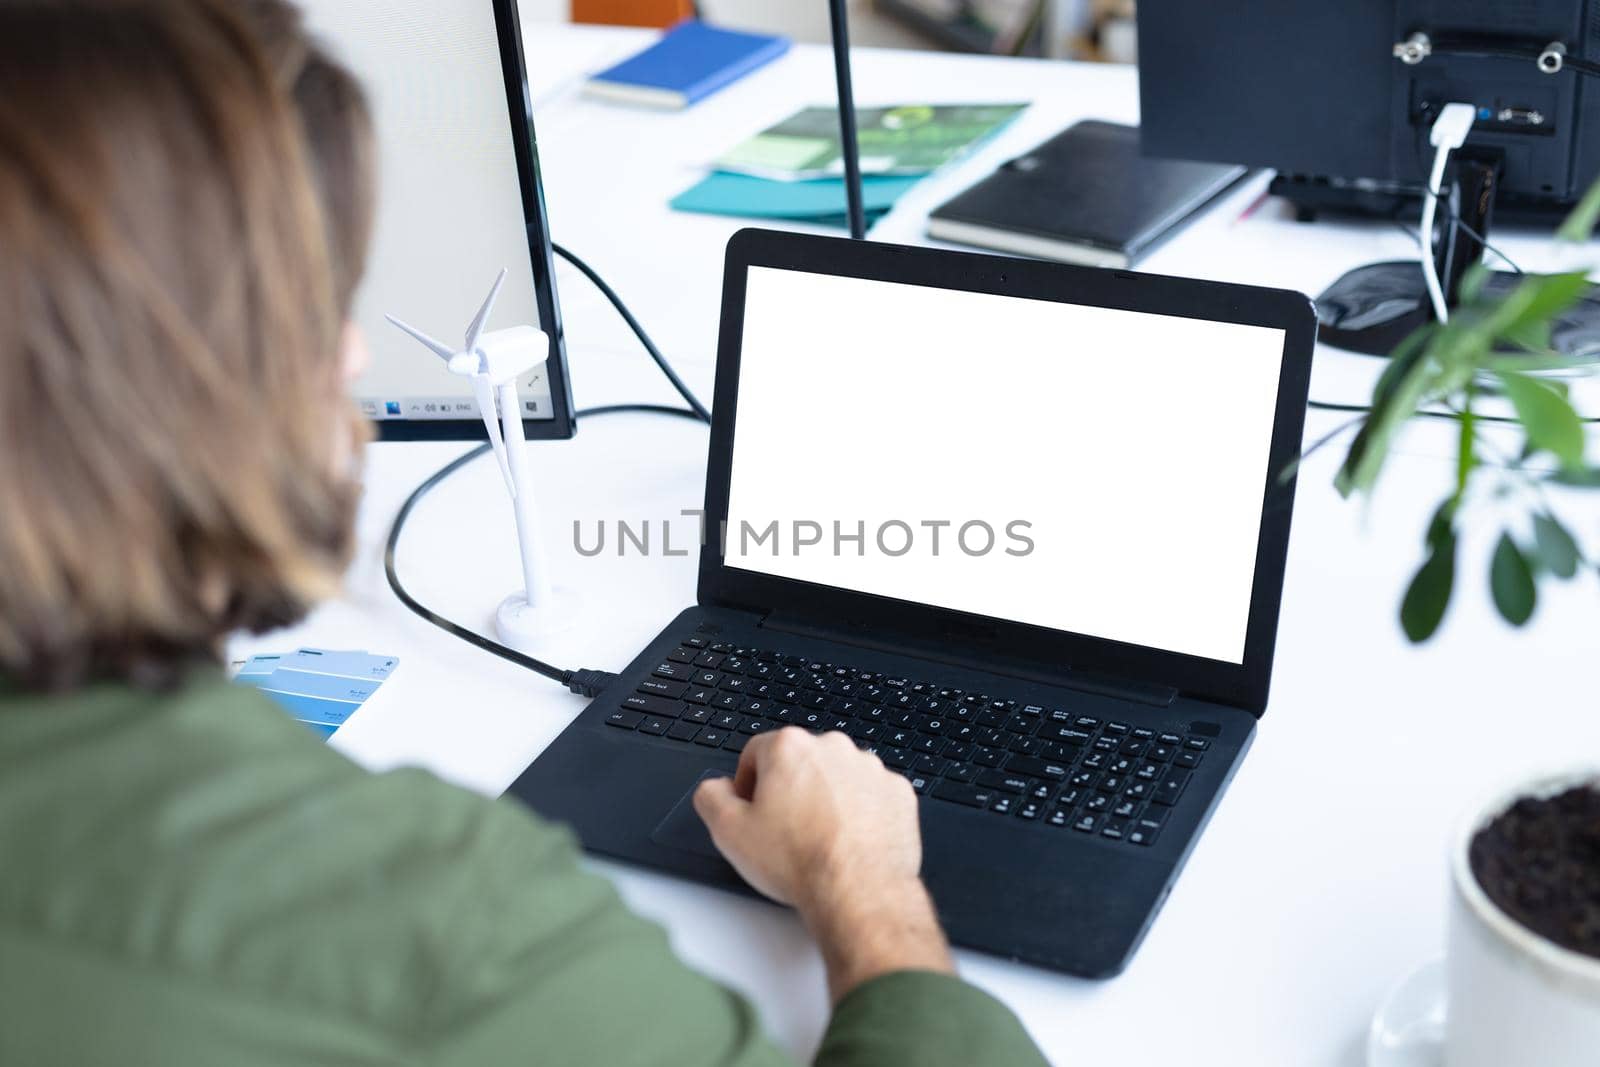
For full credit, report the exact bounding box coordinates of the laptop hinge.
[758,611,1178,708]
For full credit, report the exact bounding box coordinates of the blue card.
[291,648,399,681]
[233,647,399,740]
[261,690,363,728]
[254,666,380,703]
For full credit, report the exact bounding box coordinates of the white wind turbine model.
[387,270,574,649]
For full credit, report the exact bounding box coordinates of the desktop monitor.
[1138,0,1600,219]
[299,0,575,440]
[1136,0,1600,356]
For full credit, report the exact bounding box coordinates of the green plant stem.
[1455,383,1477,503]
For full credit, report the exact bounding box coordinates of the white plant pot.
[1444,770,1600,1067]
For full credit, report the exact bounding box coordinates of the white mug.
[1444,771,1600,1067]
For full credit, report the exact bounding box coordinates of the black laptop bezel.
[696,228,1314,714]
[372,0,576,442]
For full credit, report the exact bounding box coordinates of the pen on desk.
[1233,188,1271,226]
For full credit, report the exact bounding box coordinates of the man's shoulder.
[0,671,613,1042]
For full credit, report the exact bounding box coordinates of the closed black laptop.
[510,228,1314,978]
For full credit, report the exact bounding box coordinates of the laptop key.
[606,709,644,730]
[989,796,1015,815]
[723,733,751,753]
[638,678,687,699]
[848,722,882,742]
[976,771,1030,794]
[883,747,915,770]
[1016,800,1043,820]
[1175,751,1203,770]
[1073,813,1102,834]
[1003,754,1069,780]
[639,717,671,736]
[652,662,691,681]
[1046,806,1072,828]
[621,694,682,718]
[932,781,995,808]
[683,706,713,724]
[972,746,1005,767]
[667,721,700,742]
[1153,769,1190,806]
[1101,819,1128,841]
[738,718,771,735]
[945,762,976,783]
[1037,724,1093,745]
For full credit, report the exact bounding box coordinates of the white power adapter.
[1421,102,1478,323]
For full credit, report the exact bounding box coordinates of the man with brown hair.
[0,3,1049,1064]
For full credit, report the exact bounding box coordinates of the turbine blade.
[471,374,516,497]
[464,269,508,355]
[385,315,456,361]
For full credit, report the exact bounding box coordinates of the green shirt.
[0,670,1047,1066]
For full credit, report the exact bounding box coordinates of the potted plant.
[1324,189,1600,1064]
[1315,184,1600,642]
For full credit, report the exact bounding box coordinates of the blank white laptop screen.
[723,267,1287,665]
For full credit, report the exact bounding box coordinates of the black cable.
[827,0,867,240]
[550,242,711,423]
[1425,43,1600,79]
[1307,397,1600,423]
[383,403,704,698]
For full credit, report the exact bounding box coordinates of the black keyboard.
[602,635,1213,849]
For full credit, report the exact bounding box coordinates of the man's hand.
[693,728,954,1002]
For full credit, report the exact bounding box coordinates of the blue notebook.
[584,20,790,110]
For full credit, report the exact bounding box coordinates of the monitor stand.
[1310,155,1600,361]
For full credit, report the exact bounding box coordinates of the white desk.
[238,24,1600,1065]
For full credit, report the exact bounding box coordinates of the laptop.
[510,228,1315,978]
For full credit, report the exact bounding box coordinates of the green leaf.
[1336,328,1436,496]
[1497,369,1588,469]
[1425,498,1457,548]
[1490,533,1537,626]
[1558,177,1600,242]
[1484,272,1591,343]
[1533,513,1582,579]
[1550,466,1600,488]
[1458,262,1493,305]
[1401,525,1457,642]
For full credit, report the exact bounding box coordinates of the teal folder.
[669,172,921,227]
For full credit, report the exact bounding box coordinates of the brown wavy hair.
[0,0,375,690]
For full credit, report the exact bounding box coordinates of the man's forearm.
[797,875,954,1005]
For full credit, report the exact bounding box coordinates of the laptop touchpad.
[649,771,725,858]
